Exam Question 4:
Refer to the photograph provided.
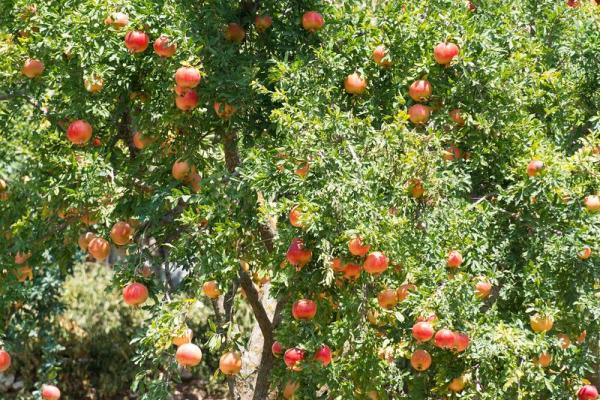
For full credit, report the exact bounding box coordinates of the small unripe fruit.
[22,59,45,78]
[123,282,149,306]
[176,343,203,367]
[302,11,325,32]
[124,31,149,53]
[67,120,93,145]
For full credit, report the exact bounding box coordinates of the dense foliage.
[0,0,599,399]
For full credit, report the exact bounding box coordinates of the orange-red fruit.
[408,80,432,102]
[433,42,460,65]
[447,250,463,268]
[66,120,93,145]
[22,58,45,78]
[176,343,203,367]
[272,341,283,357]
[202,280,221,299]
[286,238,312,267]
[331,258,346,272]
[106,12,128,29]
[363,251,389,274]
[434,329,456,349]
[0,350,11,372]
[348,237,370,256]
[224,23,245,43]
[527,160,544,177]
[219,351,242,375]
[213,102,236,119]
[110,221,132,246]
[284,348,305,371]
[172,160,191,181]
[397,284,416,302]
[409,179,425,198]
[289,206,304,228]
[578,385,598,400]
[88,237,110,261]
[302,11,324,32]
[412,321,435,342]
[537,352,552,367]
[410,349,432,371]
[377,289,398,309]
[283,381,300,399]
[579,246,592,260]
[443,145,462,161]
[175,67,201,89]
[453,332,470,352]
[175,89,199,111]
[449,109,465,125]
[408,104,431,124]
[153,35,176,57]
[132,131,151,150]
[255,15,273,33]
[292,299,317,320]
[41,384,61,400]
[343,263,361,280]
[557,333,571,349]
[584,195,600,213]
[172,329,193,347]
[314,344,332,367]
[530,314,554,333]
[295,162,309,178]
[123,282,149,306]
[475,279,492,299]
[344,73,367,95]
[448,376,466,392]
[372,45,391,67]
[124,31,149,53]
[78,232,96,251]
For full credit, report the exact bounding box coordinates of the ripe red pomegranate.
[410,349,432,371]
[348,237,370,256]
[66,120,93,145]
[314,344,332,367]
[377,288,398,309]
[433,42,460,65]
[363,251,389,274]
[41,384,61,400]
[292,299,317,320]
[110,221,132,246]
[412,321,435,342]
[124,31,149,53]
[176,343,203,366]
[302,11,324,32]
[153,35,177,57]
[408,80,432,102]
[175,67,201,88]
[343,263,361,280]
[88,237,110,261]
[373,45,391,67]
[272,341,283,357]
[219,351,242,375]
[449,109,465,125]
[578,385,598,400]
[408,104,431,124]
[527,160,544,177]
[224,23,245,43]
[175,89,199,111]
[344,73,367,95]
[584,195,600,213]
[0,349,11,372]
[453,332,470,352]
[434,329,456,349]
[22,58,45,78]
[284,348,305,371]
[286,238,312,267]
[123,282,149,306]
[447,250,463,268]
[255,15,273,33]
